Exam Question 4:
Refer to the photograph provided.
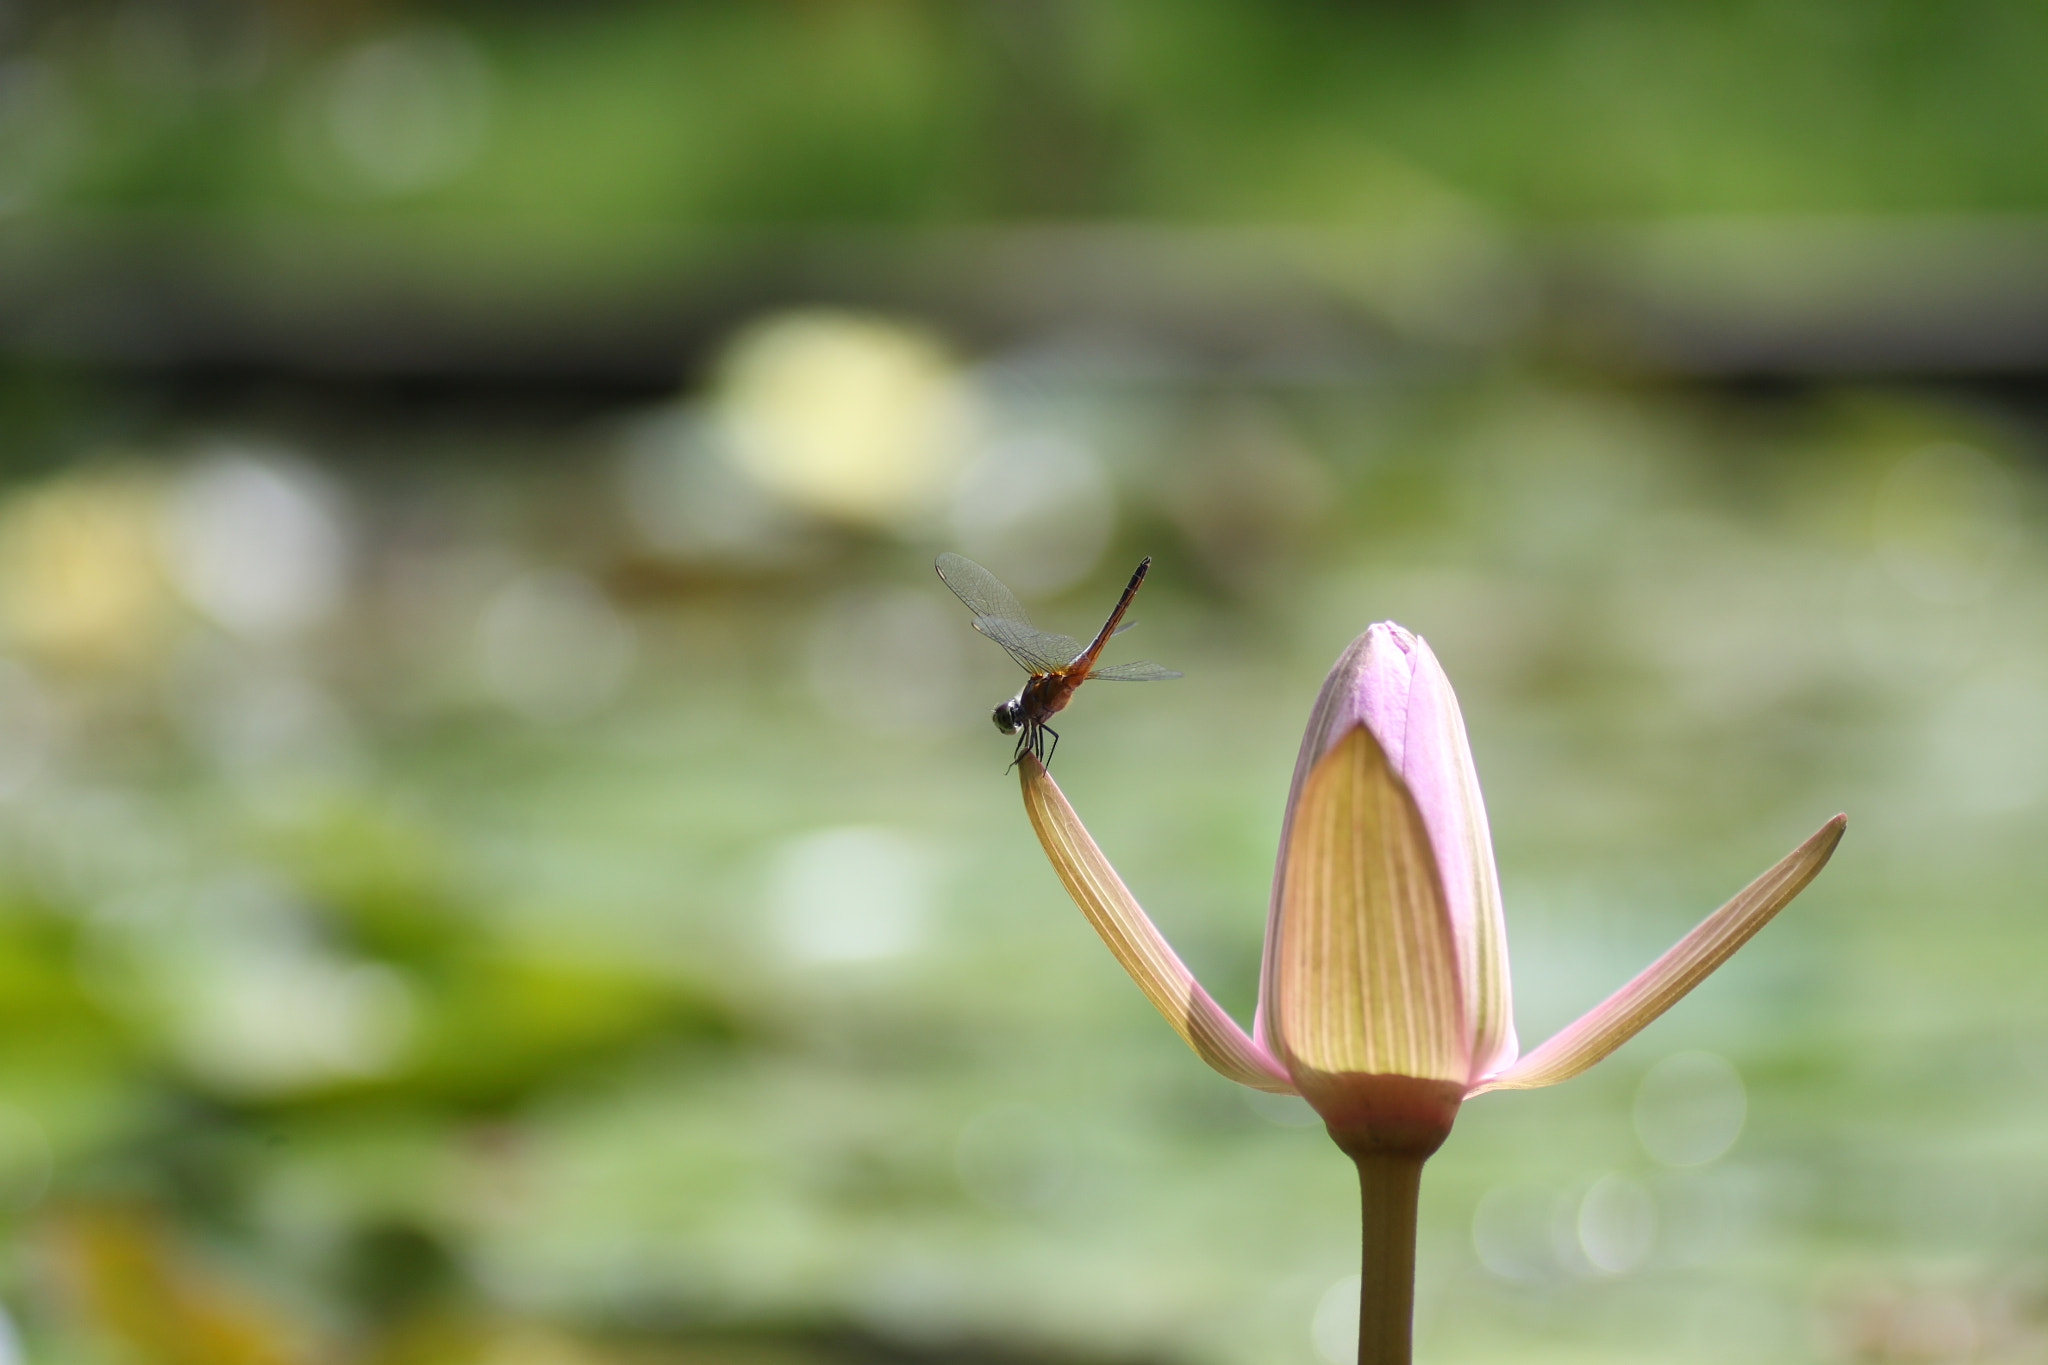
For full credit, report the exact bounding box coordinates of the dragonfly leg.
[1040,724,1060,768]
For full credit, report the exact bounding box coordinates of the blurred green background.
[0,2,2045,1363]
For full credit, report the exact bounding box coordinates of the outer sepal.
[1471,814,1846,1094]
[1018,756,1297,1094]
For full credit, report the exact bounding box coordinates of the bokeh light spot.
[1310,1274,1359,1364]
[715,311,972,530]
[765,826,934,965]
[1575,1173,1655,1274]
[162,449,349,639]
[1634,1050,1747,1167]
[301,26,492,197]
[0,469,172,667]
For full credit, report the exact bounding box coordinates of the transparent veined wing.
[935,552,1086,674]
[1086,660,1183,681]
[975,616,1090,674]
[934,552,1028,624]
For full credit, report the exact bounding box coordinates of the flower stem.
[1352,1151,1426,1365]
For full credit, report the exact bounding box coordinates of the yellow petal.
[1272,724,1467,1086]
[1019,758,1297,1093]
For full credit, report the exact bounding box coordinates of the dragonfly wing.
[1086,660,1183,681]
[937,553,1091,674]
[976,617,1088,675]
[935,553,1033,627]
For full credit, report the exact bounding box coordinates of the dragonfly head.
[992,697,1024,735]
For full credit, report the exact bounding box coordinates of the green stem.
[1352,1150,1426,1365]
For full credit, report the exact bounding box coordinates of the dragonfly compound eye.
[992,700,1022,735]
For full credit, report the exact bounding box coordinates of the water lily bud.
[1019,616,1842,1118]
[1253,625,1516,1154]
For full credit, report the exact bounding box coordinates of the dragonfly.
[936,552,1181,768]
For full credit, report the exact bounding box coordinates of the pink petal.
[1471,814,1847,1095]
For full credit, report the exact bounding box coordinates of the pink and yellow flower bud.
[1255,624,1516,1154]
[1018,617,1843,1135]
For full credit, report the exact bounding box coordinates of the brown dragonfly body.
[936,552,1181,767]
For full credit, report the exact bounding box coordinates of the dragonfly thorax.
[992,696,1026,735]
